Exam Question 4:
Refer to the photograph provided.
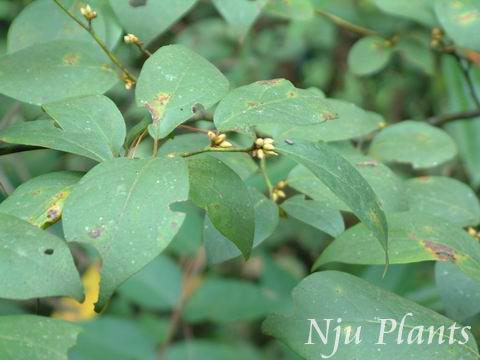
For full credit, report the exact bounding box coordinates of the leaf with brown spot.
[7,0,121,53]
[0,171,82,228]
[435,0,480,51]
[0,213,83,300]
[215,79,332,133]
[136,44,229,139]
[0,40,118,105]
[423,240,457,262]
[315,211,480,286]
[63,156,189,309]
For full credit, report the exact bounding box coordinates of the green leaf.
[214,79,332,133]
[315,212,480,286]
[261,99,383,142]
[263,271,479,359]
[110,0,197,45]
[0,315,81,360]
[396,37,435,75]
[69,317,156,360]
[281,195,344,237]
[0,213,82,300]
[0,40,118,105]
[168,201,204,256]
[0,95,126,162]
[117,255,182,311]
[405,176,480,227]
[212,0,265,38]
[436,261,480,322]
[136,45,229,139]
[264,0,314,20]
[62,157,189,308]
[188,155,255,258]
[205,188,279,264]
[369,120,458,169]
[348,36,394,76]
[183,278,281,323]
[373,0,437,26]
[435,0,480,51]
[7,0,121,53]
[164,340,262,360]
[288,157,408,213]
[0,171,81,227]
[277,140,388,255]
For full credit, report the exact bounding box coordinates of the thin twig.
[0,170,13,196]
[157,249,206,358]
[178,124,210,134]
[315,10,378,37]
[127,129,147,158]
[152,138,159,158]
[428,109,480,126]
[259,157,273,198]
[52,0,137,83]
[179,145,254,158]
[455,54,480,109]
[134,42,153,57]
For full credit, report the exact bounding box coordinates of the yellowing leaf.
[52,263,101,322]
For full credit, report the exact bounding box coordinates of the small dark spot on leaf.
[89,227,103,239]
[63,54,80,65]
[44,249,54,255]
[423,240,456,262]
[47,208,60,221]
[247,101,259,108]
[322,111,338,121]
[192,103,205,114]
[287,91,297,98]
[130,0,147,7]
